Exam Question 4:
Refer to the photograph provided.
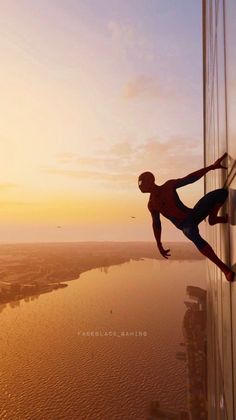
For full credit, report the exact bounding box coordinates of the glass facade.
[203,0,236,418]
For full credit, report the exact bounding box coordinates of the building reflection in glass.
[147,285,207,420]
[203,0,236,418]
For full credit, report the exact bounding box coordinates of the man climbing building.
[138,152,235,282]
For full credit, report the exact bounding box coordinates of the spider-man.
[138,152,235,282]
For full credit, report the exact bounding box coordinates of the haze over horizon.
[0,0,204,243]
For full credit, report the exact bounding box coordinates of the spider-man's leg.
[192,188,228,225]
[182,224,234,282]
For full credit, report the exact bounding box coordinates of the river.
[0,258,206,419]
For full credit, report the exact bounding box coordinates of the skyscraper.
[203,0,236,418]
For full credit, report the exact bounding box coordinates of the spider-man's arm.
[174,153,228,188]
[174,165,213,188]
[148,204,171,259]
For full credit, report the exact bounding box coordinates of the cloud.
[110,141,133,157]
[0,200,38,208]
[43,168,136,188]
[122,75,162,99]
[0,183,18,190]
[133,138,202,178]
[108,21,154,61]
[108,21,135,49]
[121,72,181,101]
[54,153,78,164]
[46,137,202,188]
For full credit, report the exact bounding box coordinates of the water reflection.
[148,400,189,419]
[0,259,206,419]
[147,286,207,419]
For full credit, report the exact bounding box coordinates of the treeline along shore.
[0,242,204,305]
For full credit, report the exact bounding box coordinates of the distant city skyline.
[0,0,204,242]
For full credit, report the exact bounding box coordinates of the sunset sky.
[0,0,204,242]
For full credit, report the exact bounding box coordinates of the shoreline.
[0,242,205,307]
